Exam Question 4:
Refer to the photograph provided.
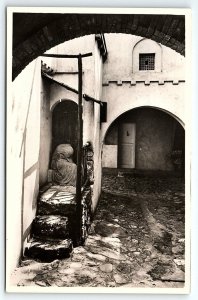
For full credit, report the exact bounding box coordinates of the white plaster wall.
[43,35,103,212]
[102,145,118,168]
[92,42,103,212]
[50,84,78,108]
[44,35,96,108]
[7,58,41,281]
[23,169,38,239]
[46,35,95,97]
[39,80,52,186]
[133,38,162,73]
[103,34,185,82]
[101,34,185,170]
[47,36,96,146]
[101,82,185,142]
[23,61,41,242]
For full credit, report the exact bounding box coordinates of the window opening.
[139,53,155,70]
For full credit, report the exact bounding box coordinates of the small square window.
[139,53,155,71]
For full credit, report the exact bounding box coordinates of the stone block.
[25,238,73,262]
[99,263,113,273]
[32,215,70,239]
[37,186,76,216]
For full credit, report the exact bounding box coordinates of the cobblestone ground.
[10,173,185,289]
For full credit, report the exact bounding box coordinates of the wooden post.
[75,54,83,245]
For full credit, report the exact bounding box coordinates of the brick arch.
[12,13,185,80]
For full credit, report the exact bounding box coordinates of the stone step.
[32,215,70,239]
[24,238,73,262]
[37,185,76,216]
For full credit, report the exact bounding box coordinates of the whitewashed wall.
[101,34,186,168]
[43,35,103,212]
[7,58,41,280]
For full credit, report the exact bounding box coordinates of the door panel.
[118,123,136,168]
[119,123,136,144]
[119,143,135,168]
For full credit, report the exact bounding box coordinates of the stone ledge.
[102,79,185,86]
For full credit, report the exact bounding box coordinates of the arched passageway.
[103,107,185,173]
[12,12,185,79]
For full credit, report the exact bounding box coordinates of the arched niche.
[132,38,162,73]
[51,99,78,162]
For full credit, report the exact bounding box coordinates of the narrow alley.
[10,172,185,289]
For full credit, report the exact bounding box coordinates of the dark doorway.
[52,100,78,162]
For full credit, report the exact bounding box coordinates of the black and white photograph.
[6,7,191,293]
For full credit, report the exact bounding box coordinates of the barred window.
[139,53,155,70]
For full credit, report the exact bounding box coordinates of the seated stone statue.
[51,144,77,186]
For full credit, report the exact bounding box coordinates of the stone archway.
[102,104,185,146]
[102,106,185,172]
[12,13,185,79]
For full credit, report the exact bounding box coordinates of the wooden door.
[118,123,136,168]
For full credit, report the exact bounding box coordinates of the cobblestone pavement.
[10,173,185,289]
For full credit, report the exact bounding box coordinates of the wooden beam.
[41,52,92,59]
[42,71,103,105]
[41,71,78,95]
